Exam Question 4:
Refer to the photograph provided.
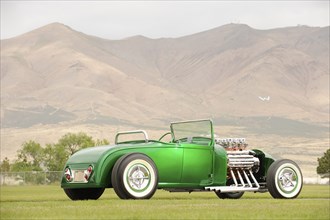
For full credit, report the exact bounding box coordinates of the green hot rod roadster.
[61,119,303,200]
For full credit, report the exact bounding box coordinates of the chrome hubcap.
[128,164,150,190]
[278,168,297,192]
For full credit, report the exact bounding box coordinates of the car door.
[180,143,213,185]
[141,144,184,184]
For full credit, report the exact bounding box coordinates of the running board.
[205,186,260,193]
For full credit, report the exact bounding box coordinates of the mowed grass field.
[1,185,329,219]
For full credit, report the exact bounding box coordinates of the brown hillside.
[1,23,329,176]
[1,23,328,128]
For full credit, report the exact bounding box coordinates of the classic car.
[61,119,303,200]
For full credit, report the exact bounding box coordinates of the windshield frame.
[170,119,214,145]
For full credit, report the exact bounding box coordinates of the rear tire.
[112,153,158,199]
[215,191,244,199]
[64,188,105,200]
[215,179,244,199]
[267,159,303,199]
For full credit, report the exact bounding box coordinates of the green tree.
[317,149,330,178]
[0,157,11,172]
[43,143,68,171]
[95,138,110,146]
[12,141,43,171]
[9,132,106,172]
[57,132,95,155]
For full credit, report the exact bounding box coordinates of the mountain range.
[1,23,329,131]
[1,23,329,169]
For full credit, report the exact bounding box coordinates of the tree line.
[0,132,109,172]
[0,133,329,178]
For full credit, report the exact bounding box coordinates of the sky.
[1,1,329,40]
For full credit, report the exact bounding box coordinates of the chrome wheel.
[123,159,156,198]
[112,153,158,199]
[127,163,151,191]
[267,159,303,199]
[277,167,298,192]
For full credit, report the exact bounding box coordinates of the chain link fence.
[0,171,62,185]
[0,171,328,185]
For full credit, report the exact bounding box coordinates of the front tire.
[267,159,303,199]
[64,188,105,200]
[112,153,158,199]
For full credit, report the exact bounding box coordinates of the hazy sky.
[1,1,329,40]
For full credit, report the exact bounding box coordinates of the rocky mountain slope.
[1,23,329,131]
[1,23,329,176]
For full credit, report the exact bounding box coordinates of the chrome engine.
[227,150,260,172]
[216,137,248,151]
[206,138,261,193]
[226,150,260,188]
[215,137,259,171]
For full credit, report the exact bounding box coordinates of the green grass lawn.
[1,184,329,219]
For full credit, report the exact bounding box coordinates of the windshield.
[170,119,214,144]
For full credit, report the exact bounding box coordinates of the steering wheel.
[158,132,172,142]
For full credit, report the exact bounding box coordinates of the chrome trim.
[206,186,260,193]
[230,169,238,186]
[243,170,252,187]
[249,169,260,188]
[115,130,149,144]
[237,170,245,187]
[170,119,212,125]
[206,168,261,193]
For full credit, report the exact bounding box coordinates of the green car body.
[61,119,303,200]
